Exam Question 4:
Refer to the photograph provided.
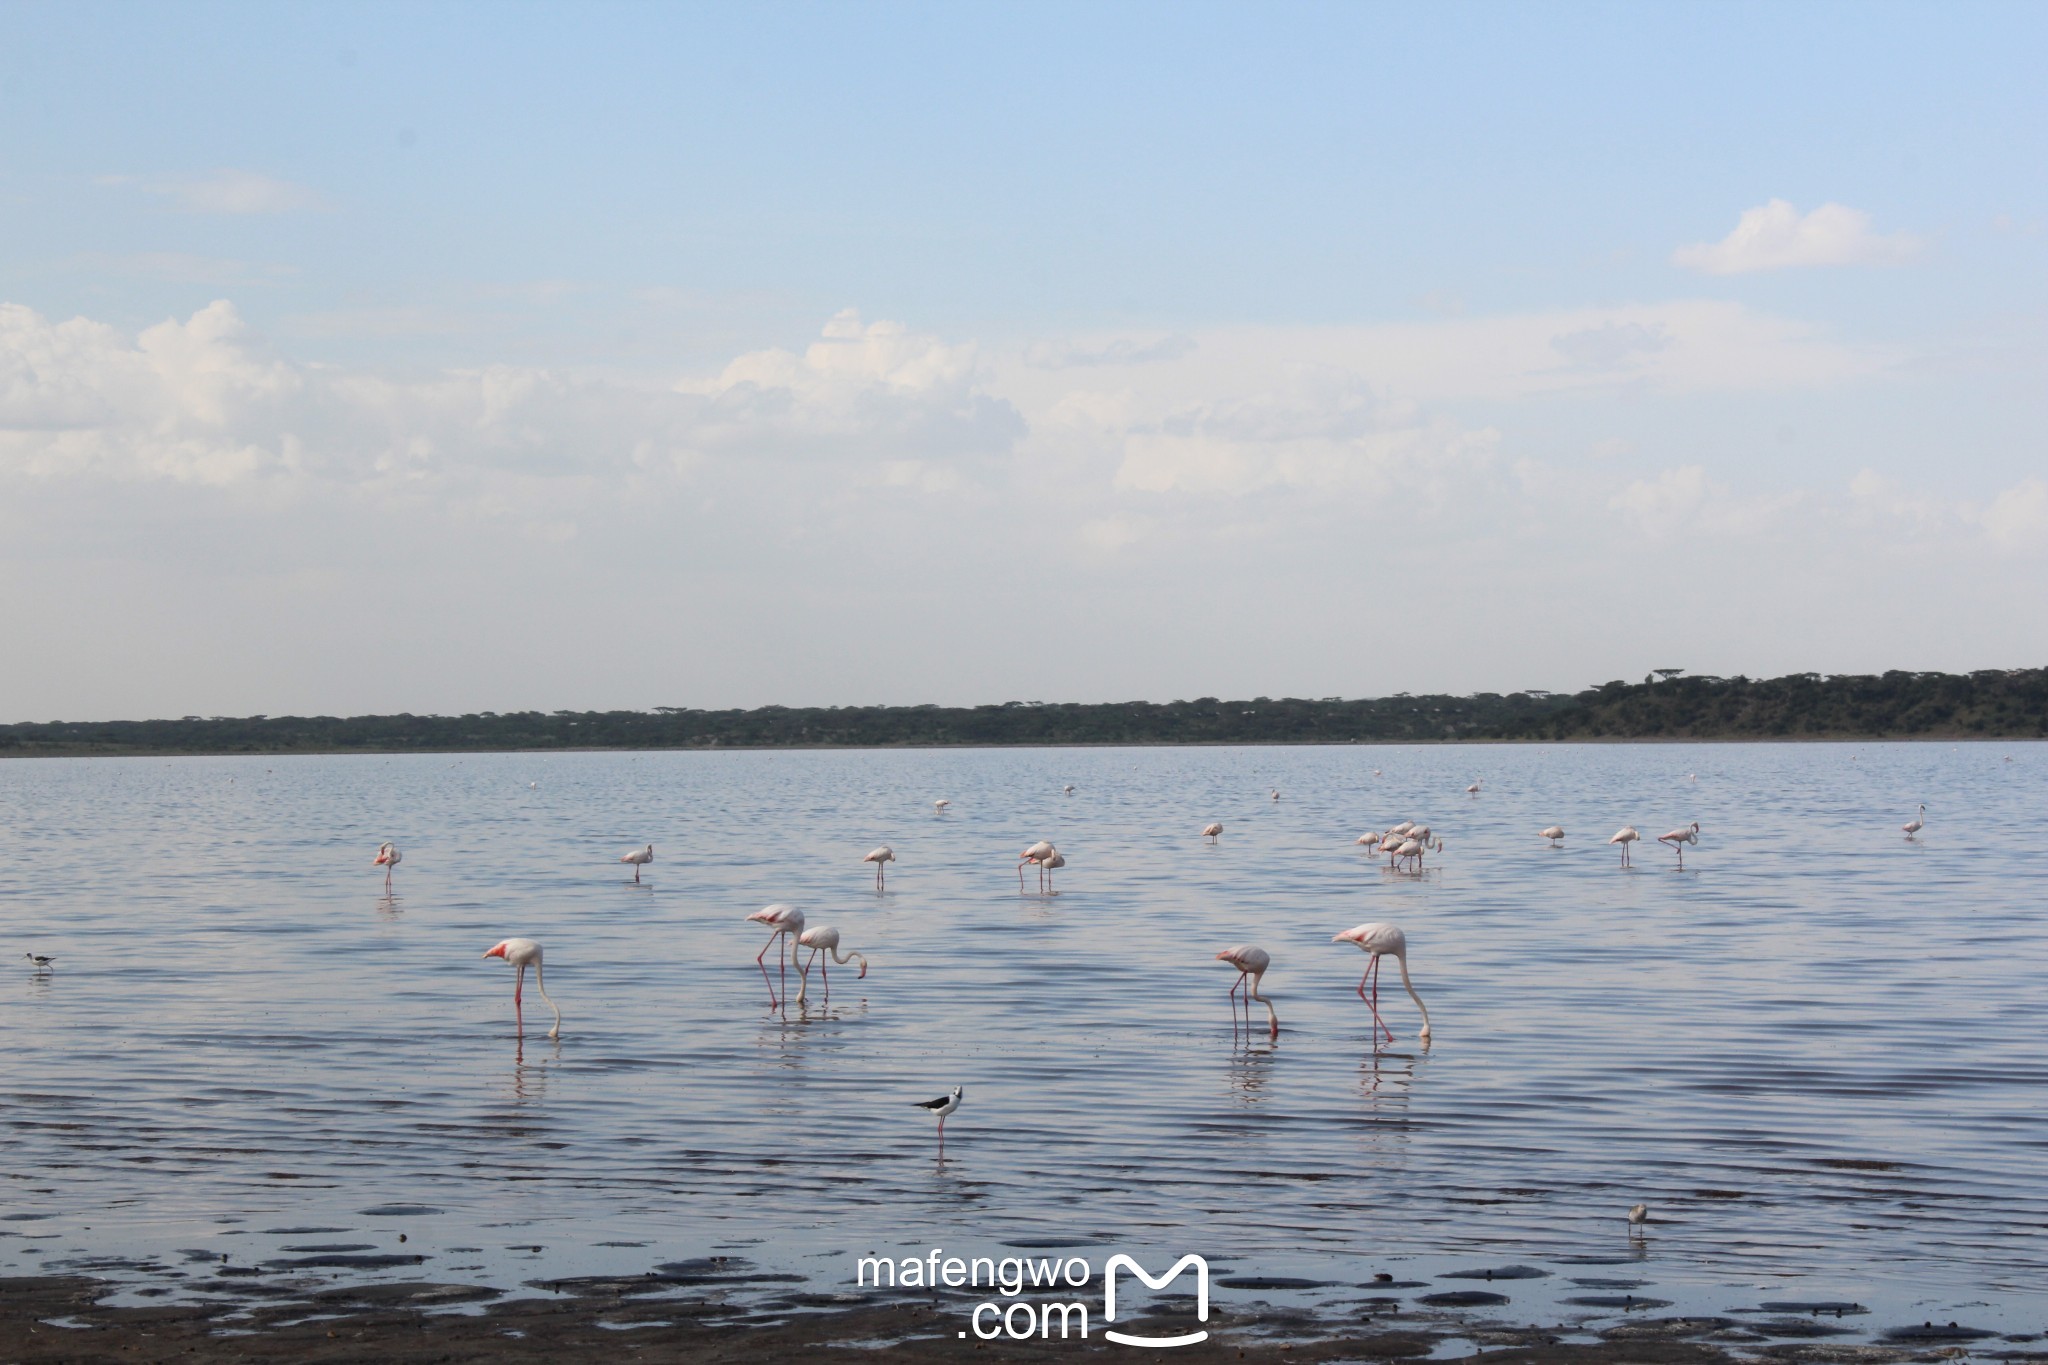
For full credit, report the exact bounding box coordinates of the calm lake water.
[2,743,2044,1342]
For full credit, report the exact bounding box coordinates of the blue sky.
[2,2,2044,718]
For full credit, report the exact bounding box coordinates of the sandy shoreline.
[8,1272,2040,1364]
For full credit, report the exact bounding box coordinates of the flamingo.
[1332,922,1431,1045]
[794,925,868,1003]
[933,799,951,812]
[620,844,653,882]
[1903,804,1926,839]
[1063,784,1075,795]
[372,842,401,888]
[1356,831,1381,847]
[1019,840,1055,891]
[863,845,896,889]
[1388,821,1415,837]
[1215,945,1278,1037]
[1539,826,1565,845]
[913,1086,963,1150]
[1609,826,1640,866]
[1270,789,1281,801]
[1466,779,1482,795]
[1202,822,1224,840]
[1658,822,1700,869]
[1040,849,1066,892]
[746,904,805,1006]
[482,938,560,1039]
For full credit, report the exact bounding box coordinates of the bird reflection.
[1359,1037,1430,1105]
[376,893,403,920]
[1227,1034,1279,1104]
[509,1034,559,1104]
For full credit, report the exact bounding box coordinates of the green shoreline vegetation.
[4,669,2045,758]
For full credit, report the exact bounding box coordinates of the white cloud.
[1608,465,1804,538]
[100,169,329,214]
[1981,477,2048,551]
[1673,199,1923,275]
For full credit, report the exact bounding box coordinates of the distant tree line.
[2,669,2043,757]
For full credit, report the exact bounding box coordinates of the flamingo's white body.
[1609,826,1641,866]
[1388,821,1414,837]
[863,845,896,889]
[1063,784,1075,795]
[1658,822,1701,868]
[1539,826,1565,845]
[1202,822,1224,840]
[933,799,951,812]
[1039,849,1065,892]
[746,904,806,1006]
[372,842,402,889]
[1903,804,1926,839]
[1216,944,1278,1036]
[1332,922,1430,1044]
[795,925,868,1002]
[1356,831,1381,847]
[1466,780,1482,795]
[620,844,653,882]
[483,937,560,1039]
[1019,840,1056,891]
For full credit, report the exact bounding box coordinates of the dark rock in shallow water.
[1216,1276,1334,1289]
[1566,1296,1674,1310]
[357,1203,444,1217]
[1419,1290,1511,1307]
[1441,1264,1552,1281]
[1756,1300,1868,1315]
[1882,1321,1996,1342]
[1749,1315,1856,1338]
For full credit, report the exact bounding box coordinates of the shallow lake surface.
[2,743,2044,1342]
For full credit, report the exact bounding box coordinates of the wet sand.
[14,1272,2041,1365]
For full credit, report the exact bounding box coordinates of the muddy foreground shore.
[6,1272,2044,1365]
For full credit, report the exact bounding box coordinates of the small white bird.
[23,953,55,972]
[1610,826,1641,866]
[1903,804,1926,838]
[1539,826,1565,845]
[913,1085,963,1147]
[1270,789,1281,801]
[1466,779,1482,794]
[1658,822,1701,868]
[1063,784,1075,795]
[862,845,896,890]
[1202,822,1224,839]
[933,798,951,812]
[1628,1203,1649,1227]
[620,844,654,883]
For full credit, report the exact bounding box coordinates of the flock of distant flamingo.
[16,777,1935,1154]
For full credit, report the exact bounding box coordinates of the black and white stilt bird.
[23,953,55,972]
[913,1085,963,1147]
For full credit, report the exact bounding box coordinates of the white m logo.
[1101,1253,1209,1347]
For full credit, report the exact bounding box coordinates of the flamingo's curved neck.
[1394,953,1430,1036]
[1247,975,1279,1033]
[532,959,562,1039]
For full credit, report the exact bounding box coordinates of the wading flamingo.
[1356,831,1381,847]
[863,845,895,889]
[620,844,653,882]
[1019,841,1055,891]
[1539,826,1565,846]
[1270,789,1281,801]
[373,842,401,888]
[1658,823,1700,869]
[1609,827,1641,866]
[1466,779,1482,795]
[1040,849,1066,892]
[913,1086,963,1150]
[483,938,560,1039]
[1063,784,1075,795]
[1202,822,1224,840]
[1903,804,1926,839]
[933,799,951,812]
[1215,945,1278,1037]
[795,925,868,1003]
[1333,922,1430,1045]
[746,904,805,1006]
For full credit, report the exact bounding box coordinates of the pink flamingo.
[1609,826,1641,866]
[1202,822,1224,840]
[795,925,868,1003]
[1658,822,1701,868]
[863,845,895,890]
[482,938,561,1039]
[1332,922,1431,1045]
[372,842,401,889]
[1215,945,1278,1037]
[1039,849,1065,893]
[746,904,805,1006]
[620,844,653,882]
[1018,841,1055,891]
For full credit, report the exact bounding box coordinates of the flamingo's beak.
[857,963,868,979]
[483,944,506,959]
[1214,951,1232,961]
